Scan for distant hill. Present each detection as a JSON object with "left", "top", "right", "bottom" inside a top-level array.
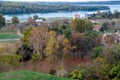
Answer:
[
  {"left": 0, "top": 70, "right": 72, "bottom": 80},
  {"left": 33, "top": 1, "right": 120, "bottom": 5}
]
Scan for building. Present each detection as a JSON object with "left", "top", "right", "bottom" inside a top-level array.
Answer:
[
  {"left": 73, "top": 14, "right": 80, "bottom": 20},
  {"left": 93, "top": 25, "right": 102, "bottom": 32}
]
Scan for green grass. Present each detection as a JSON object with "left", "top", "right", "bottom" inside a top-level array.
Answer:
[
  {"left": 0, "top": 70, "right": 72, "bottom": 80},
  {"left": 106, "top": 28, "right": 115, "bottom": 33},
  {"left": 0, "top": 30, "right": 20, "bottom": 39}
]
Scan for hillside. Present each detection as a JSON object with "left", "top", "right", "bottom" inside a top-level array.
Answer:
[{"left": 0, "top": 71, "right": 72, "bottom": 80}]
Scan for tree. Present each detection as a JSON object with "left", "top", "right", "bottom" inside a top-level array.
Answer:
[
  {"left": 0, "top": 53, "right": 21, "bottom": 70},
  {"left": 70, "top": 18, "right": 85, "bottom": 33},
  {"left": 109, "top": 64, "right": 120, "bottom": 80},
  {"left": 69, "top": 65, "right": 86, "bottom": 80},
  {"left": 83, "top": 19, "right": 93, "bottom": 32},
  {"left": 20, "top": 27, "right": 32, "bottom": 45},
  {"left": 90, "top": 44, "right": 120, "bottom": 79},
  {"left": 31, "top": 53, "right": 41, "bottom": 71},
  {"left": 101, "top": 22, "right": 108, "bottom": 31},
  {"left": 12, "top": 16, "right": 19, "bottom": 24},
  {"left": 42, "top": 18, "right": 46, "bottom": 21},
  {"left": 27, "top": 17, "right": 36, "bottom": 26},
  {"left": 58, "top": 24, "right": 72, "bottom": 38},
  {"left": 70, "top": 18, "right": 93, "bottom": 33},
  {"left": 91, "top": 46, "right": 103, "bottom": 59},
  {"left": 33, "top": 15, "right": 39, "bottom": 20},
  {"left": 0, "top": 14, "right": 5, "bottom": 29},
  {"left": 28, "top": 27, "right": 48, "bottom": 58},
  {"left": 44, "top": 31, "right": 59, "bottom": 67}
]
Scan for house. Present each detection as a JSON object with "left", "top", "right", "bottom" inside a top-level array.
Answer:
[{"left": 93, "top": 25, "right": 102, "bottom": 32}]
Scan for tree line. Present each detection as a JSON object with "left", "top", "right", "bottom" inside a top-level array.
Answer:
[{"left": 0, "top": 2, "right": 110, "bottom": 14}]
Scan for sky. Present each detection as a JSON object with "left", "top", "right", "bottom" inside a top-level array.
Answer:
[{"left": 1, "top": 0, "right": 114, "bottom": 2}]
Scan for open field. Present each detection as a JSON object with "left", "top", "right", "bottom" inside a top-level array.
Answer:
[{"left": 0, "top": 30, "right": 20, "bottom": 39}]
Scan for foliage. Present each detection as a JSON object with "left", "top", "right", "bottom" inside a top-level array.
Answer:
[
  {"left": 27, "top": 17, "right": 36, "bottom": 26},
  {"left": 70, "top": 18, "right": 93, "bottom": 33},
  {"left": 12, "top": 16, "right": 19, "bottom": 24},
  {"left": 70, "top": 18, "right": 85, "bottom": 32},
  {"left": 0, "top": 53, "right": 21, "bottom": 70},
  {"left": 90, "top": 44, "right": 120, "bottom": 79},
  {"left": 33, "top": 15, "right": 39, "bottom": 20},
  {"left": 91, "top": 46, "right": 103, "bottom": 59},
  {"left": 69, "top": 65, "right": 86, "bottom": 80},
  {"left": 20, "top": 27, "right": 32, "bottom": 45},
  {"left": 44, "top": 31, "right": 59, "bottom": 64},
  {"left": 58, "top": 24, "right": 72, "bottom": 38},
  {"left": 28, "top": 27, "right": 48, "bottom": 58},
  {"left": 31, "top": 53, "right": 42, "bottom": 71},
  {"left": 0, "top": 2, "right": 109, "bottom": 14},
  {"left": 0, "top": 14, "right": 5, "bottom": 28},
  {"left": 49, "top": 68, "right": 56, "bottom": 75},
  {"left": 109, "top": 64, "right": 120, "bottom": 80}
]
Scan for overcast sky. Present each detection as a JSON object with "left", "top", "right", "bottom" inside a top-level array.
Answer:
[{"left": 2, "top": 0, "right": 114, "bottom": 2}]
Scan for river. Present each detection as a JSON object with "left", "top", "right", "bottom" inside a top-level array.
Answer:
[{"left": 3, "top": 4, "right": 120, "bottom": 21}]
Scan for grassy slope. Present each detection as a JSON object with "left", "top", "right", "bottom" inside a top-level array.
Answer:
[
  {"left": 0, "top": 30, "right": 20, "bottom": 39},
  {"left": 0, "top": 71, "right": 72, "bottom": 80}
]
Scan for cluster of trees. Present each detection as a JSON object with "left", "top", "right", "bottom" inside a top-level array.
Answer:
[
  {"left": 0, "top": 13, "right": 20, "bottom": 29},
  {"left": 18, "top": 17, "right": 120, "bottom": 79},
  {"left": 68, "top": 44, "right": 120, "bottom": 80},
  {"left": 0, "top": 13, "right": 120, "bottom": 80},
  {"left": 0, "top": 2, "right": 109, "bottom": 14},
  {"left": 0, "top": 14, "right": 5, "bottom": 28},
  {"left": 89, "top": 10, "right": 120, "bottom": 19}
]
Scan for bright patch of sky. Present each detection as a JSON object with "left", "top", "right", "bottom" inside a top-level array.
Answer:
[{"left": 1, "top": 0, "right": 113, "bottom": 2}]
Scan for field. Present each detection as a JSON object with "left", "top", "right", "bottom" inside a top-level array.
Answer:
[
  {"left": 0, "top": 71, "right": 72, "bottom": 80},
  {"left": 0, "top": 30, "right": 20, "bottom": 39}
]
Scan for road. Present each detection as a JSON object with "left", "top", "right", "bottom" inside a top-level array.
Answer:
[{"left": 0, "top": 39, "right": 19, "bottom": 42}]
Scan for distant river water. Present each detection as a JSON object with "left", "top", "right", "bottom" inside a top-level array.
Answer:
[{"left": 3, "top": 4, "right": 120, "bottom": 21}]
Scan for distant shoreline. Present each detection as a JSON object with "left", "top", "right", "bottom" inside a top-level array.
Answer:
[{"left": 0, "top": 2, "right": 110, "bottom": 15}]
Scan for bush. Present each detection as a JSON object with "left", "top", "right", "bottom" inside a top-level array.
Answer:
[
  {"left": 69, "top": 65, "right": 86, "bottom": 80},
  {"left": 49, "top": 68, "right": 56, "bottom": 75},
  {"left": 91, "top": 46, "right": 103, "bottom": 59},
  {"left": 109, "top": 64, "right": 120, "bottom": 80}
]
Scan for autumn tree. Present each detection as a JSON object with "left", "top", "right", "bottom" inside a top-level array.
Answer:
[
  {"left": 0, "top": 14, "right": 5, "bottom": 29},
  {"left": 27, "top": 17, "right": 37, "bottom": 26},
  {"left": 58, "top": 24, "right": 72, "bottom": 38},
  {"left": 55, "top": 35, "right": 71, "bottom": 69},
  {"left": 91, "top": 46, "right": 103, "bottom": 59},
  {"left": 28, "top": 27, "right": 48, "bottom": 58},
  {"left": 83, "top": 19, "right": 93, "bottom": 32},
  {"left": 44, "top": 31, "right": 59, "bottom": 67},
  {"left": 69, "top": 65, "right": 86, "bottom": 80},
  {"left": 31, "top": 53, "right": 41, "bottom": 71},
  {"left": 88, "top": 44, "right": 120, "bottom": 80},
  {"left": 0, "top": 53, "right": 21, "bottom": 70},
  {"left": 12, "top": 16, "right": 19, "bottom": 24},
  {"left": 21, "top": 27, "right": 32, "bottom": 45},
  {"left": 33, "top": 15, "right": 39, "bottom": 20}
]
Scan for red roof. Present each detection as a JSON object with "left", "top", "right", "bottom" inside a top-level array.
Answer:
[{"left": 74, "top": 14, "right": 80, "bottom": 17}]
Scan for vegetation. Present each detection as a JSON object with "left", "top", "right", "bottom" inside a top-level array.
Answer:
[
  {"left": 0, "top": 30, "right": 20, "bottom": 39},
  {"left": 0, "top": 4, "right": 120, "bottom": 80},
  {"left": 88, "top": 10, "right": 120, "bottom": 19},
  {"left": 0, "top": 2, "right": 110, "bottom": 14},
  {"left": 0, "top": 71, "right": 72, "bottom": 80},
  {"left": 12, "top": 16, "right": 19, "bottom": 24},
  {"left": 0, "top": 14, "right": 5, "bottom": 29}
]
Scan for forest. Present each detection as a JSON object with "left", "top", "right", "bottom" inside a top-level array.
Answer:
[
  {"left": 0, "top": 2, "right": 110, "bottom": 14},
  {"left": 0, "top": 12, "right": 120, "bottom": 80}
]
